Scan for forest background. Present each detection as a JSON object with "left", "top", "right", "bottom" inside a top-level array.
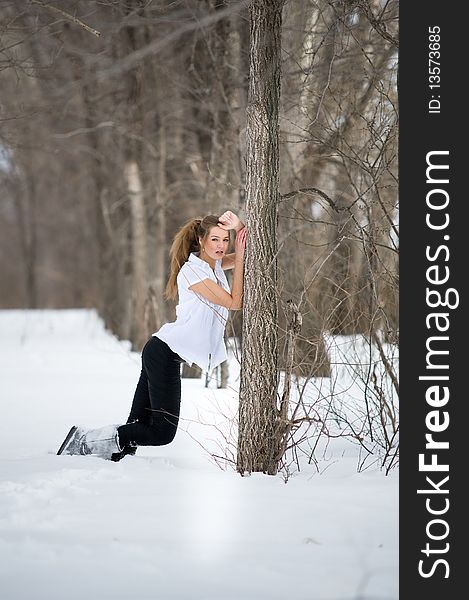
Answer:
[{"left": 0, "top": 0, "right": 398, "bottom": 474}]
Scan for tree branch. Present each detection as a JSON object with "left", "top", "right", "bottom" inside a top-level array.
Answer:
[{"left": 30, "top": 0, "right": 101, "bottom": 37}]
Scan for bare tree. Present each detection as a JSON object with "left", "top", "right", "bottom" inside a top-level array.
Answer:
[{"left": 237, "top": 0, "right": 284, "bottom": 476}]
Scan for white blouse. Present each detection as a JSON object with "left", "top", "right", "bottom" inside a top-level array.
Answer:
[{"left": 154, "top": 252, "right": 230, "bottom": 373}]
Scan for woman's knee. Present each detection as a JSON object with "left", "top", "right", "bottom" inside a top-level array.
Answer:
[
  {"left": 148, "top": 416, "right": 178, "bottom": 446},
  {"left": 157, "top": 427, "right": 177, "bottom": 445}
]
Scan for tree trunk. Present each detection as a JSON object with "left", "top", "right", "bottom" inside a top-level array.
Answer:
[
  {"left": 182, "top": 363, "right": 203, "bottom": 379},
  {"left": 220, "top": 360, "right": 229, "bottom": 389},
  {"left": 237, "top": 0, "right": 283, "bottom": 476},
  {"left": 145, "top": 119, "right": 168, "bottom": 337},
  {"left": 125, "top": 160, "right": 148, "bottom": 351},
  {"left": 14, "top": 174, "right": 38, "bottom": 308}
]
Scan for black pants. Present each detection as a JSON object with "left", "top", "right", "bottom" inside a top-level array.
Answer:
[{"left": 117, "top": 336, "right": 183, "bottom": 448}]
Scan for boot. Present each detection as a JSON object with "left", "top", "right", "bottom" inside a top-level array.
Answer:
[
  {"left": 57, "top": 424, "right": 121, "bottom": 460},
  {"left": 111, "top": 444, "right": 137, "bottom": 462},
  {"left": 57, "top": 425, "right": 85, "bottom": 456}
]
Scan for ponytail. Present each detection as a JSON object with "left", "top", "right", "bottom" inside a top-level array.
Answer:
[
  {"left": 165, "top": 217, "right": 202, "bottom": 300},
  {"left": 165, "top": 214, "right": 223, "bottom": 299}
]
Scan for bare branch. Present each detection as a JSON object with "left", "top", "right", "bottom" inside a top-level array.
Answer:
[{"left": 30, "top": 0, "right": 101, "bottom": 37}]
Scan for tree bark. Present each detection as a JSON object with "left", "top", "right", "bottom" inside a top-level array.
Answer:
[
  {"left": 237, "top": 0, "right": 283, "bottom": 476},
  {"left": 145, "top": 118, "right": 168, "bottom": 337},
  {"left": 125, "top": 160, "right": 148, "bottom": 351},
  {"left": 14, "top": 173, "right": 38, "bottom": 308}
]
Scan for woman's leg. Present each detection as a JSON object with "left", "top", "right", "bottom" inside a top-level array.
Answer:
[
  {"left": 107, "top": 368, "right": 148, "bottom": 460},
  {"left": 126, "top": 367, "right": 152, "bottom": 426},
  {"left": 117, "top": 336, "right": 182, "bottom": 447}
]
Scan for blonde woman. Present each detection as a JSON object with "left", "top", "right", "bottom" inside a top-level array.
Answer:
[{"left": 57, "top": 211, "right": 246, "bottom": 461}]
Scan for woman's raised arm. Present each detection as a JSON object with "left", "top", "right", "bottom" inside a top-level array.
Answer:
[
  {"left": 218, "top": 211, "right": 245, "bottom": 270},
  {"left": 189, "top": 228, "right": 247, "bottom": 310}
]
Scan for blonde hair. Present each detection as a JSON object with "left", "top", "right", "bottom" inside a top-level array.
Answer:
[{"left": 165, "top": 215, "right": 223, "bottom": 300}]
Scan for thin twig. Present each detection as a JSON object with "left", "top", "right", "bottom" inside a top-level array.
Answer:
[{"left": 30, "top": 0, "right": 101, "bottom": 37}]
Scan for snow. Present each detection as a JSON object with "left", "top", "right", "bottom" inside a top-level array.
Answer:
[{"left": 0, "top": 310, "right": 398, "bottom": 600}]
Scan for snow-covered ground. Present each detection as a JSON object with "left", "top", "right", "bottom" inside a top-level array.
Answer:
[{"left": 0, "top": 310, "right": 398, "bottom": 600}]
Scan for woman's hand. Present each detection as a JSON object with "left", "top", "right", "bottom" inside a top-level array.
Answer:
[
  {"left": 218, "top": 210, "right": 244, "bottom": 232},
  {"left": 234, "top": 226, "right": 247, "bottom": 259}
]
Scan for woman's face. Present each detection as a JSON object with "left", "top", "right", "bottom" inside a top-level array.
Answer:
[{"left": 200, "top": 226, "right": 230, "bottom": 261}]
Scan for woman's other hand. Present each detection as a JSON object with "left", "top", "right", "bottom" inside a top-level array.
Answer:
[{"left": 218, "top": 210, "right": 244, "bottom": 232}]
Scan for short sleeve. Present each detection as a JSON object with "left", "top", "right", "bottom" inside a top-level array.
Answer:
[{"left": 177, "top": 262, "right": 211, "bottom": 290}]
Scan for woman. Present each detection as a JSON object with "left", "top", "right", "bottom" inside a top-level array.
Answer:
[{"left": 57, "top": 210, "right": 246, "bottom": 461}]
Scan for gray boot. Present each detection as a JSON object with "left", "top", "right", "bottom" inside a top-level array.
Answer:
[{"left": 57, "top": 424, "right": 121, "bottom": 460}]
